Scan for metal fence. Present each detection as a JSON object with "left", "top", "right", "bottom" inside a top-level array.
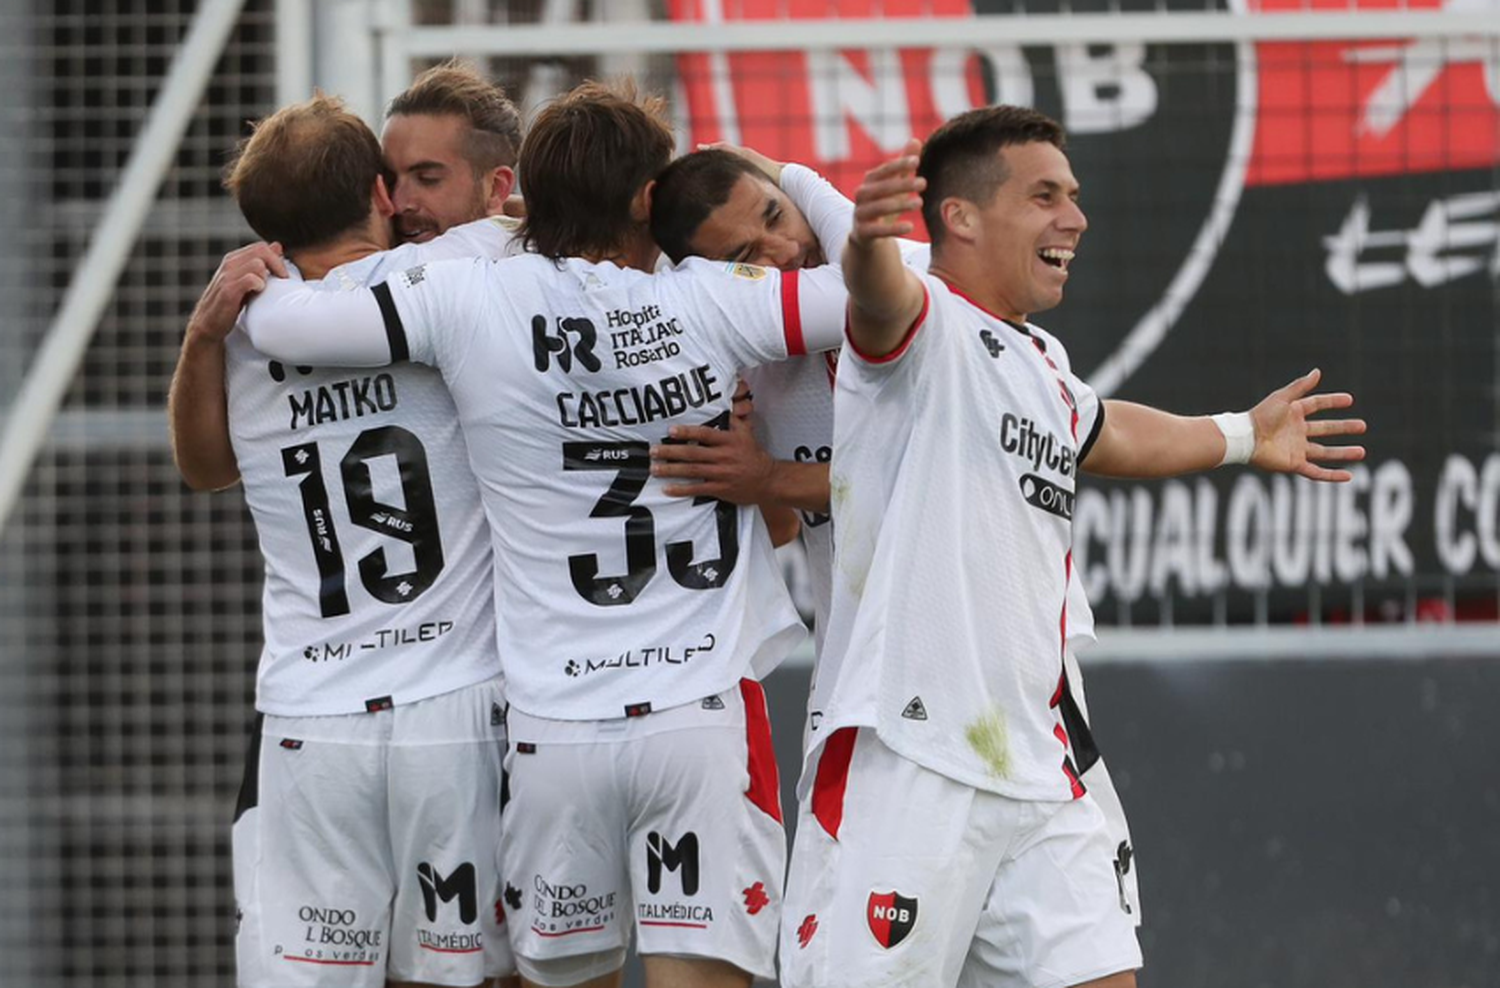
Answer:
[{"left": 1, "top": 1, "right": 1496, "bottom": 984}]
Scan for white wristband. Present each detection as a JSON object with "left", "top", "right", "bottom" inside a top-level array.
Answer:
[{"left": 1211, "top": 412, "right": 1255, "bottom": 466}]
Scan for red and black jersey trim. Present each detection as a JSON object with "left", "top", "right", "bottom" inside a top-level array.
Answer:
[
  {"left": 371, "top": 282, "right": 409, "bottom": 362},
  {"left": 781, "top": 268, "right": 806, "bottom": 356},
  {"left": 846, "top": 286, "right": 930, "bottom": 365},
  {"left": 1052, "top": 669, "right": 1100, "bottom": 781},
  {"left": 1078, "top": 401, "right": 1106, "bottom": 464}
]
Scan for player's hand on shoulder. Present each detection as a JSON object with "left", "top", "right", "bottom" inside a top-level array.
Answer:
[
  {"left": 850, "top": 138, "right": 925, "bottom": 248},
  {"left": 1250, "top": 368, "right": 1367, "bottom": 482},
  {"left": 188, "top": 242, "right": 288, "bottom": 345}
]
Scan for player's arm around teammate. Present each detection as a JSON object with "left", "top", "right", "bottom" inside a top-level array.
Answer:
[
  {"left": 167, "top": 241, "right": 287, "bottom": 490},
  {"left": 645, "top": 148, "right": 840, "bottom": 516}
]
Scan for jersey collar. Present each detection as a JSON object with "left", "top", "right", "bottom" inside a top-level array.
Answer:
[{"left": 933, "top": 274, "right": 1039, "bottom": 345}]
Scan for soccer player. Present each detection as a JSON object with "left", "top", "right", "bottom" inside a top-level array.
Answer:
[
  {"left": 649, "top": 149, "right": 1142, "bottom": 919},
  {"left": 383, "top": 60, "right": 523, "bottom": 245},
  {"left": 237, "top": 83, "right": 849, "bottom": 988},
  {"left": 168, "top": 94, "right": 523, "bottom": 988},
  {"left": 647, "top": 150, "right": 840, "bottom": 652},
  {"left": 780, "top": 108, "right": 1366, "bottom": 988},
  {"left": 170, "top": 60, "right": 522, "bottom": 493}
]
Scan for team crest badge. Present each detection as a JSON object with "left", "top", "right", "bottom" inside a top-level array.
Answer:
[{"left": 866, "top": 890, "right": 917, "bottom": 949}]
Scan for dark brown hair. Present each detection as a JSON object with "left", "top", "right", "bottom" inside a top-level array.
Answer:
[
  {"left": 223, "top": 93, "right": 384, "bottom": 251},
  {"left": 518, "top": 81, "right": 675, "bottom": 260},
  {"left": 649, "top": 149, "right": 769, "bottom": 264},
  {"left": 919, "top": 105, "right": 1067, "bottom": 247},
  {"left": 386, "top": 59, "right": 522, "bottom": 173}
]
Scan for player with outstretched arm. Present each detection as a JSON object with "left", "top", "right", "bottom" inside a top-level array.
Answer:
[{"left": 780, "top": 108, "right": 1366, "bottom": 988}]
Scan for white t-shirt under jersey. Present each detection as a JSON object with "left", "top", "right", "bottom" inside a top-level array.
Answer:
[
  {"left": 229, "top": 216, "right": 519, "bottom": 716},
  {"left": 242, "top": 253, "right": 848, "bottom": 721},
  {"left": 809, "top": 271, "right": 1106, "bottom": 802}
]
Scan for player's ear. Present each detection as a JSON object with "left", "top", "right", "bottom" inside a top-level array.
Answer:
[
  {"left": 940, "top": 197, "right": 975, "bottom": 243},
  {"left": 372, "top": 174, "right": 396, "bottom": 219},
  {"left": 484, "top": 165, "right": 516, "bottom": 216},
  {"left": 631, "top": 179, "right": 656, "bottom": 224}
]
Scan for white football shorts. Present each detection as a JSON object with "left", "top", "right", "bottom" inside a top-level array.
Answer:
[
  {"left": 781, "top": 727, "right": 1141, "bottom": 988},
  {"left": 232, "top": 676, "right": 514, "bottom": 987},
  {"left": 502, "top": 679, "right": 785, "bottom": 985}
]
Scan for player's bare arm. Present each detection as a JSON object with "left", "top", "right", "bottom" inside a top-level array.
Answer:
[
  {"left": 168, "top": 242, "right": 287, "bottom": 491},
  {"left": 1081, "top": 368, "right": 1367, "bottom": 482},
  {"left": 845, "top": 141, "right": 928, "bottom": 358}
]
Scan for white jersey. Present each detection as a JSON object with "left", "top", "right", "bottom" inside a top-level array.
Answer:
[
  {"left": 809, "top": 272, "right": 1106, "bottom": 802},
  {"left": 765, "top": 167, "right": 935, "bottom": 658},
  {"left": 242, "top": 253, "right": 848, "bottom": 720},
  {"left": 229, "top": 217, "right": 520, "bottom": 716},
  {"left": 742, "top": 353, "right": 837, "bottom": 653}
]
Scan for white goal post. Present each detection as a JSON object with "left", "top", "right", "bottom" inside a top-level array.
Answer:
[{"left": 0, "top": 0, "right": 249, "bottom": 533}]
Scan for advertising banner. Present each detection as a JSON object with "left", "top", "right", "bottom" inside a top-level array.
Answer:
[{"left": 670, "top": 0, "right": 1500, "bottom": 625}]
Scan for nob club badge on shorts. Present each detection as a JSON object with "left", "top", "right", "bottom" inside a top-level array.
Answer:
[{"left": 866, "top": 891, "right": 918, "bottom": 949}]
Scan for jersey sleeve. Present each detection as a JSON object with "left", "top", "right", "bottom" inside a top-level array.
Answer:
[
  {"left": 376, "top": 257, "right": 493, "bottom": 371},
  {"left": 1073, "top": 373, "right": 1105, "bottom": 461},
  {"left": 239, "top": 257, "right": 489, "bottom": 370},
  {"left": 780, "top": 164, "right": 854, "bottom": 264},
  {"left": 843, "top": 269, "right": 933, "bottom": 369},
  {"left": 1035, "top": 326, "right": 1105, "bottom": 457},
  {"left": 239, "top": 274, "right": 394, "bottom": 366},
  {"left": 672, "top": 258, "right": 848, "bottom": 366}
]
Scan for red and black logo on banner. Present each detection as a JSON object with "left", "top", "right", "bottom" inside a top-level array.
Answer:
[{"left": 866, "top": 890, "right": 918, "bottom": 948}]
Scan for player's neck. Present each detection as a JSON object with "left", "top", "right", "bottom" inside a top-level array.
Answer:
[
  {"left": 582, "top": 228, "right": 659, "bottom": 273},
  {"left": 292, "top": 233, "right": 386, "bottom": 281},
  {"left": 928, "top": 253, "right": 1027, "bottom": 324}
]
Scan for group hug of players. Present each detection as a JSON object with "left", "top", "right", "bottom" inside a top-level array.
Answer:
[{"left": 169, "top": 61, "right": 1365, "bottom": 988}]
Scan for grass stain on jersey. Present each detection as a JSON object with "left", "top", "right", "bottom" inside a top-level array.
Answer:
[
  {"left": 830, "top": 471, "right": 871, "bottom": 598},
  {"left": 965, "top": 712, "right": 1011, "bottom": 779},
  {"left": 829, "top": 471, "right": 852, "bottom": 515}
]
